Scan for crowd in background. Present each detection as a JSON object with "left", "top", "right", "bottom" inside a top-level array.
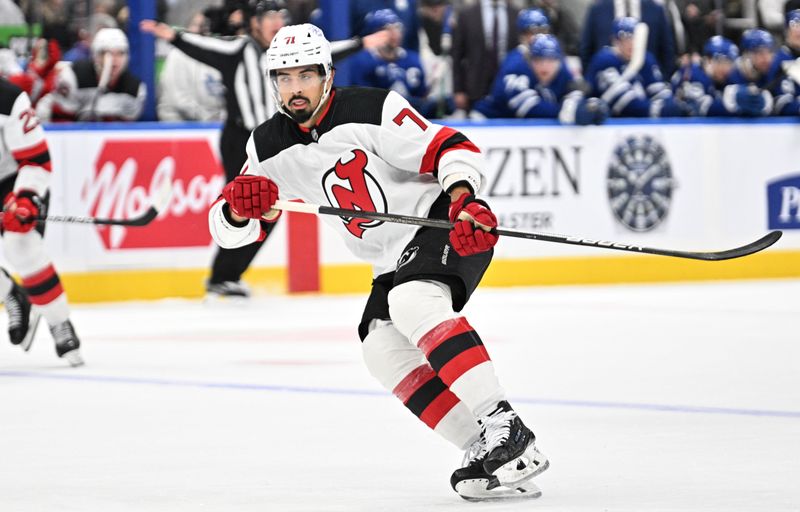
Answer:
[{"left": 1, "top": 0, "right": 800, "bottom": 124}]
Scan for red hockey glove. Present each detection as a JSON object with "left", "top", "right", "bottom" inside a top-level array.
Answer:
[
  {"left": 222, "top": 175, "right": 281, "bottom": 222},
  {"left": 448, "top": 192, "right": 498, "bottom": 256},
  {"left": 2, "top": 192, "right": 41, "bottom": 233}
]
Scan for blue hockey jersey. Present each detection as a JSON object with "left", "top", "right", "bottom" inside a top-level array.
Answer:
[
  {"left": 350, "top": 47, "right": 433, "bottom": 115},
  {"left": 772, "top": 47, "right": 800, "bottom": 115},
  {"left": 670, "top": 62, "right": 733, "bottom": 116},
  {"left": 473, "top": 46, "right": 582, "bottom": 120},
  {"left": 585, "top": 46, "right": 674, "bottom": 117}
]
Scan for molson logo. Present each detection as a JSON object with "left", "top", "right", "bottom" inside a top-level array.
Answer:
[{"left": 84, "top": 140, "right": 225, "bottom": 249}]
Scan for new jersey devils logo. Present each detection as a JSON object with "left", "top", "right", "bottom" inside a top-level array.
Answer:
[{"left": 322, "top": 149, "right": 387, "bottom": 238}]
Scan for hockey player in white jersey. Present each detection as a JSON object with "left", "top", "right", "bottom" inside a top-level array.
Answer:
[
  {"left": 208, "top": 24, "right": 548, "bottom": 500},
  {"left": 0, "top": 77, "right": 83, "bottom": 366}
]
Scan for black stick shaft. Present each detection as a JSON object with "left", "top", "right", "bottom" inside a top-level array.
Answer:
[{"left": 276, "top": 201, "right": 782, "bottom": 262}]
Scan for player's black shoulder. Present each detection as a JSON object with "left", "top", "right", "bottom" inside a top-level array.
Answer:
[
  {"left": 111, "top": 70, "right": 143, "bottom": 96},
  {"left": 250, "top": 87, "right": 391, "bottom": 162},
  {"left": 0, "top": 77, "right": 24, "bottom": 115},
  {"left": 251, "top": 112, "right": 297, "bottom": 162},
  {"left": 72, "top": 59, "right": 98, "bottom": 88},
  {"left": 326, "top": 87, "right": 389, "bottom": 128}
]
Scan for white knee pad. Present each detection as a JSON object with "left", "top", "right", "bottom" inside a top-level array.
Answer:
[
  {"left": 2, "top": 231, "right": 50, "bottom": 276},
  {"left": 388, "top": 280, "right": 458, "bottom": 344},
  {"left": 362, "top": 321, "right": 426, "bottom": 390}
]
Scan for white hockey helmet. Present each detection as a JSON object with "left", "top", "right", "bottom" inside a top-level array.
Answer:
[
  {"left": 266, "top": 24, "right": 333, "bottom": 121},
  {"left": 91, "top": 28, "right": 129, "bottom": 55}
]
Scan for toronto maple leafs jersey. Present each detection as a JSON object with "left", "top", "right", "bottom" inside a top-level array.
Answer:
[
  {"left": 670, "top": 62, "right": 732, "bottom": 116},
  {"left": 0, "top": 78, "right": 52, "bottom": 195},
  {"left": 585, "top": 47, "right": 672, "bottom": 117},
  {"left": 209, "top": 87, "right": 484, "bottom": 277},
  {"left": 350, "top": 48, "right": 428, "bottom": 101},
  {"left": 473, "top": 47, "right": 582, "bottom": 119},
  {"left": 772, "top": 47, "right": 800, "bottom": 115}
]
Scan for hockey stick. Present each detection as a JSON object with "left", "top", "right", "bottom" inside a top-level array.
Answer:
[
  {"left": 618, "top": 22, "right": 649, "bottom": 83},
  {"left": 272, "top": 200, "right": 782, "bottom": 261},
  {"left": 1, "top": 180, "right": 172, "bottom": 227}
]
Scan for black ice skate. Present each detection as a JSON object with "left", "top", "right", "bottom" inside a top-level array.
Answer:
[
  {"left": 50, "top": 319, "right": 84, "bottom": 367},
  {"left": 4, "top": 277, "right": 41, "bottom": 351},
  {"left": 451, "top": 435, "right": 542, "bottom": 501},
  {"left": 205, "top": 280, "right": 250, "bottom": 300},
  {"left": 480, "top": 401, "right": 549, "bottom": 487}
]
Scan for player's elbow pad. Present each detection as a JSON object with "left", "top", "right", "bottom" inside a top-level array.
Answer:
[{"left": 208, "top": 199, "right": 262, "bottom": 248}]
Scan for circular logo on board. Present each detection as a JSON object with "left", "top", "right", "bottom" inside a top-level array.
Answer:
[{"left": 607, "top": 135, "right": 675, "bottom": 232}]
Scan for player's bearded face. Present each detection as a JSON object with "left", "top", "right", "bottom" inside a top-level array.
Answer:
[{"left": 276, "top": 67, "right": 327, "bottom": 123}]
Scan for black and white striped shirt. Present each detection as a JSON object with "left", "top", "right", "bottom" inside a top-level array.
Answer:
[{"left": 170, "top": 32, "right": 365, "bottom": 131}]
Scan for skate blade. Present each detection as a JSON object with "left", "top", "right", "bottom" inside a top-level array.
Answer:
[
  {"left": 61, "top": 349, "right": 85, "bottom": 367},
  {"left": 20, "top": 311, "right": 42, "bottom": 352},
  {"left": 494, "top": 444, "right": 550, "bottom": 487},
  {"left": 203, "top": 293, "right": 250, "bottom": 305},
  {"left": 457, "top": 479, "right": 542, "bottom": 502}
]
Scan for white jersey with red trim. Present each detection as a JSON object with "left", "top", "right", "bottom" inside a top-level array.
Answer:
[
  {"left": 209, "top": 87, "right": 484, "bottom": 276},
  {"left": 0, "top": 78, "right": 52, "bottom": 195}
]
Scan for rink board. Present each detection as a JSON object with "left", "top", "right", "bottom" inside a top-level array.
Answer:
[{"left": 2, "top": 119, "right": 798, "bottom": 302}]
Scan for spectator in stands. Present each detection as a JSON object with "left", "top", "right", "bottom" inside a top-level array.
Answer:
[
  {"left": 351, "top": 9, "right": 440, "bottom": 117},
  {"left": 724, "top": 29, "right": 777, "bottom": 117},
  {"left": 671, "top": 35, "right": 740, "bottom": 116},
  {"left": 676, "top": 0, "right": 721, "bottom": 56},
  {"left": 0, "top": 0, "right": 25, "bottom": 25},
  {"left": 473, "top": 33, "right": 608, "bottom": 124},
  {"left": 157, "top": 10, "right": 226, "bottom": 122},
  {"left": 772, "top": 11, "right": 800, "bottom": 115},
  {"left": 63, "top": 12, "right": 118, "bottom": 62},
  {"left": 36, "top": 28, "right": 146, "bottom": 122},
  {"left": 418, "top": 0, "right": 456, "bottom": 118},
  {"left": 351, "top": 0, "right": 420, "bottom": 51},
  {"left": 451, "top": 0, "right": 519, "bottom": 114},
  {"left": 285, "top": 0, "right": 315, "bottom": 24},
  {"left": 580, "top": 0, "right": 676, "bottom": 76},
  {"left": 585, "top": 17, "right": 684, "bottom": 117},
  {"left": 529, "top": 0, "right": 580, "bottom": 56}
]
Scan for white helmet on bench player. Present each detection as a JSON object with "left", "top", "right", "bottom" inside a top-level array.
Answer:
[{"left": 266, "top": 24, "right": 333, "bottom": 121}]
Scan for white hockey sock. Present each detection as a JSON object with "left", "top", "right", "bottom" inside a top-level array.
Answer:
[
  {"left": 388, "top": 280, "right": 506, "bottom": 417},
  {"left": 362, "top": 322, "right": 480, "bottom": 449},
  {"left": 3, "top": 232, "right": 71, "bottom": 326},
  {"left": 0, "top": 269, "right": 14, "bottom": 298}
]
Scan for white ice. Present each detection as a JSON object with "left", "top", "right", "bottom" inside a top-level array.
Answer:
[{"left": 1, "top": 279, "right": 799, "bottom": 512}]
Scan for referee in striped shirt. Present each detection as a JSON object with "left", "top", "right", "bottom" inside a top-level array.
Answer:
[{"left": 141, "top": 1, "right": 388, "bottom": 298}]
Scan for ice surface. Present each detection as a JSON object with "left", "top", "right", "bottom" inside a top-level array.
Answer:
[{"left": 1, "top": 280, "right": 798, "bottom": 511}]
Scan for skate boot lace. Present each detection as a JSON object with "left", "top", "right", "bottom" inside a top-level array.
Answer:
[
  {"left": 4, "top": 292, "right": 22, "bottom": 328},
  {"left": 482, "top": 409, "right": 517, "bottom": 454},
  {"left": 462, "top": 436, "right": 488, "bottom": 466},
  {"left": 51, "top": 321, "right": 75, "bottom": 344}
]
